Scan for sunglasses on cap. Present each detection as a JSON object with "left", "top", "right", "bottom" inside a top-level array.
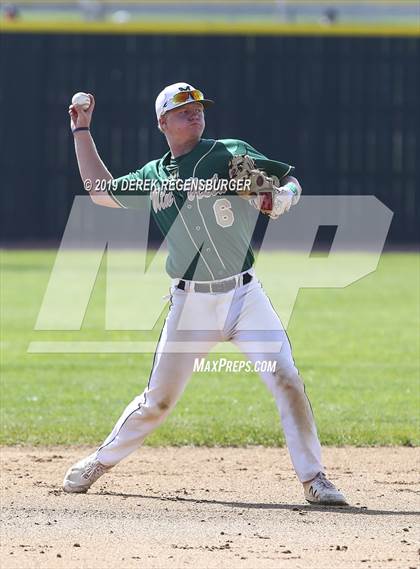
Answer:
[{"left": 171, "top": 89, "right": 204, "bottom": 105}]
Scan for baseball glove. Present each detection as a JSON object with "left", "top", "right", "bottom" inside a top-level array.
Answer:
[{"left": 228, "top": 154, "right": 300, "bottom": 219}]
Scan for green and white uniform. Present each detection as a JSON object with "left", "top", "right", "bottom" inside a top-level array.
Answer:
[
  {"left": 97, "top": 138, "right": 324, "bottom": 483},
  {"left": 107, "top": 138, "right": 292, "bottom": 280}
]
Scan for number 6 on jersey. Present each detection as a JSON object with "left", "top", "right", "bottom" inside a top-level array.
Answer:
[{"left": 213, "top": 198, "right": 234, "bottom": 227}]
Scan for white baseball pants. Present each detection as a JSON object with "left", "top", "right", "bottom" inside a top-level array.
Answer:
[{"left": 96, "top": 271, "right": 324, "bottom": 483}]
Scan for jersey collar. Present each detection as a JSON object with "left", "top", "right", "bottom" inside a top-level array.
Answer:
[{"left": 161, "top": 138, "right": 214, "bottom": 169}]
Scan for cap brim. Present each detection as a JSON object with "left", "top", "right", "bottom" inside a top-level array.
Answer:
[
  {"left": 200, "top": 99, "right": 214, "bottom": 108},
  {"left": 179, "top": 98, "right": 214, "bottom": 109}
]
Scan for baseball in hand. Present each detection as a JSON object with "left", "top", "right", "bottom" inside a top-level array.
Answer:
[{"left": 71, "top": 92, "right": 91, "bottom": 110}]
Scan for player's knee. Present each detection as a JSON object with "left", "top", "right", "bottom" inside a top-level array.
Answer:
[
  {"left": 273, "top": 367, "right": 303, "bottom": 391},
  {"left": 146, "top": 396, "right": 173, "bottom": 418},
  {"left": 157, "top": 397, "right": 171, "bottom": 412},
  {"left": 137, "top": 385, "right": 177, "bottom": 417}
]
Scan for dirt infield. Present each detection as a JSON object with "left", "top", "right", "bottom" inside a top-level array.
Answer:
[{"left": 1, "top": 447, "right": 419, "bottom": 569}]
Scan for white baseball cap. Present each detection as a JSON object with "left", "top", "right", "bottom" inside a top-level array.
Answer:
[{"left": 155, "top": 82, "right": 214, "bottom": 120}]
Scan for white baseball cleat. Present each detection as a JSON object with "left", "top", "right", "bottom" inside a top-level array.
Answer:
[
  {"left": 63, "top": 453, "right": 112, "bottom": 493},
  {"left": 303, "top": 472, "right": 348, "bottom": 506}
]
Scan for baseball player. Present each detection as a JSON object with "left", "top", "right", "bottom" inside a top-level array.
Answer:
[{"left": 63, "top": 82, "right": 348, "bottom": 506}]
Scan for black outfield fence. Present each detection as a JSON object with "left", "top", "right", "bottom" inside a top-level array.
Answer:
[{"left": 1, "top": 31, "right": 418, "bottom": 243}]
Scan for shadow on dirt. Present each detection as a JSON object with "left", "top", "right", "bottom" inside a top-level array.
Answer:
[{"left": 98, "top": 491, "right": 420, "bottom": 516}]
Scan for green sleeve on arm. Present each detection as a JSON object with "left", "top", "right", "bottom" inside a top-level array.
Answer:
[
  {"left": 243, "top": 141, "right": 295, "bottom": 181},
  {"left": 106, "top": 168, "right": 151, "bottom": 210}
]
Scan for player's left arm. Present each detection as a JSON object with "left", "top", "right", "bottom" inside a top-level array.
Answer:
[
  {"left": 228, "top": 141, "right": 302, "bottom": 218},
  {"left": 243, "top": 141, "right": 302, "bottom": 214}
]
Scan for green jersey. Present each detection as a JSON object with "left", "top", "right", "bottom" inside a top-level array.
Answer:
[{"left": 107, "top": 138, "right": 293, "bottom": 281}]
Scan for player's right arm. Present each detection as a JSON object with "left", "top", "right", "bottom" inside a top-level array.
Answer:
[{"left": 69, "top": 94, "right": 120, "bottom": 208}]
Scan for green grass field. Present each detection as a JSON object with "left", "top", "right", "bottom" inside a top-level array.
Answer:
[{"left": 1, "top": 250, "right": 419, "bottom": 447}]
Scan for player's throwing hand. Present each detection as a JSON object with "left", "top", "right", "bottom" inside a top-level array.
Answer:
[{"left": 69, "top": 93, "right": 95, "bottom": 132}]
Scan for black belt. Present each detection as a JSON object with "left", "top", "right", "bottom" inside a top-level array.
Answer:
[{"left": 177, "top": 272, "right": 253, "bottom": 293}]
